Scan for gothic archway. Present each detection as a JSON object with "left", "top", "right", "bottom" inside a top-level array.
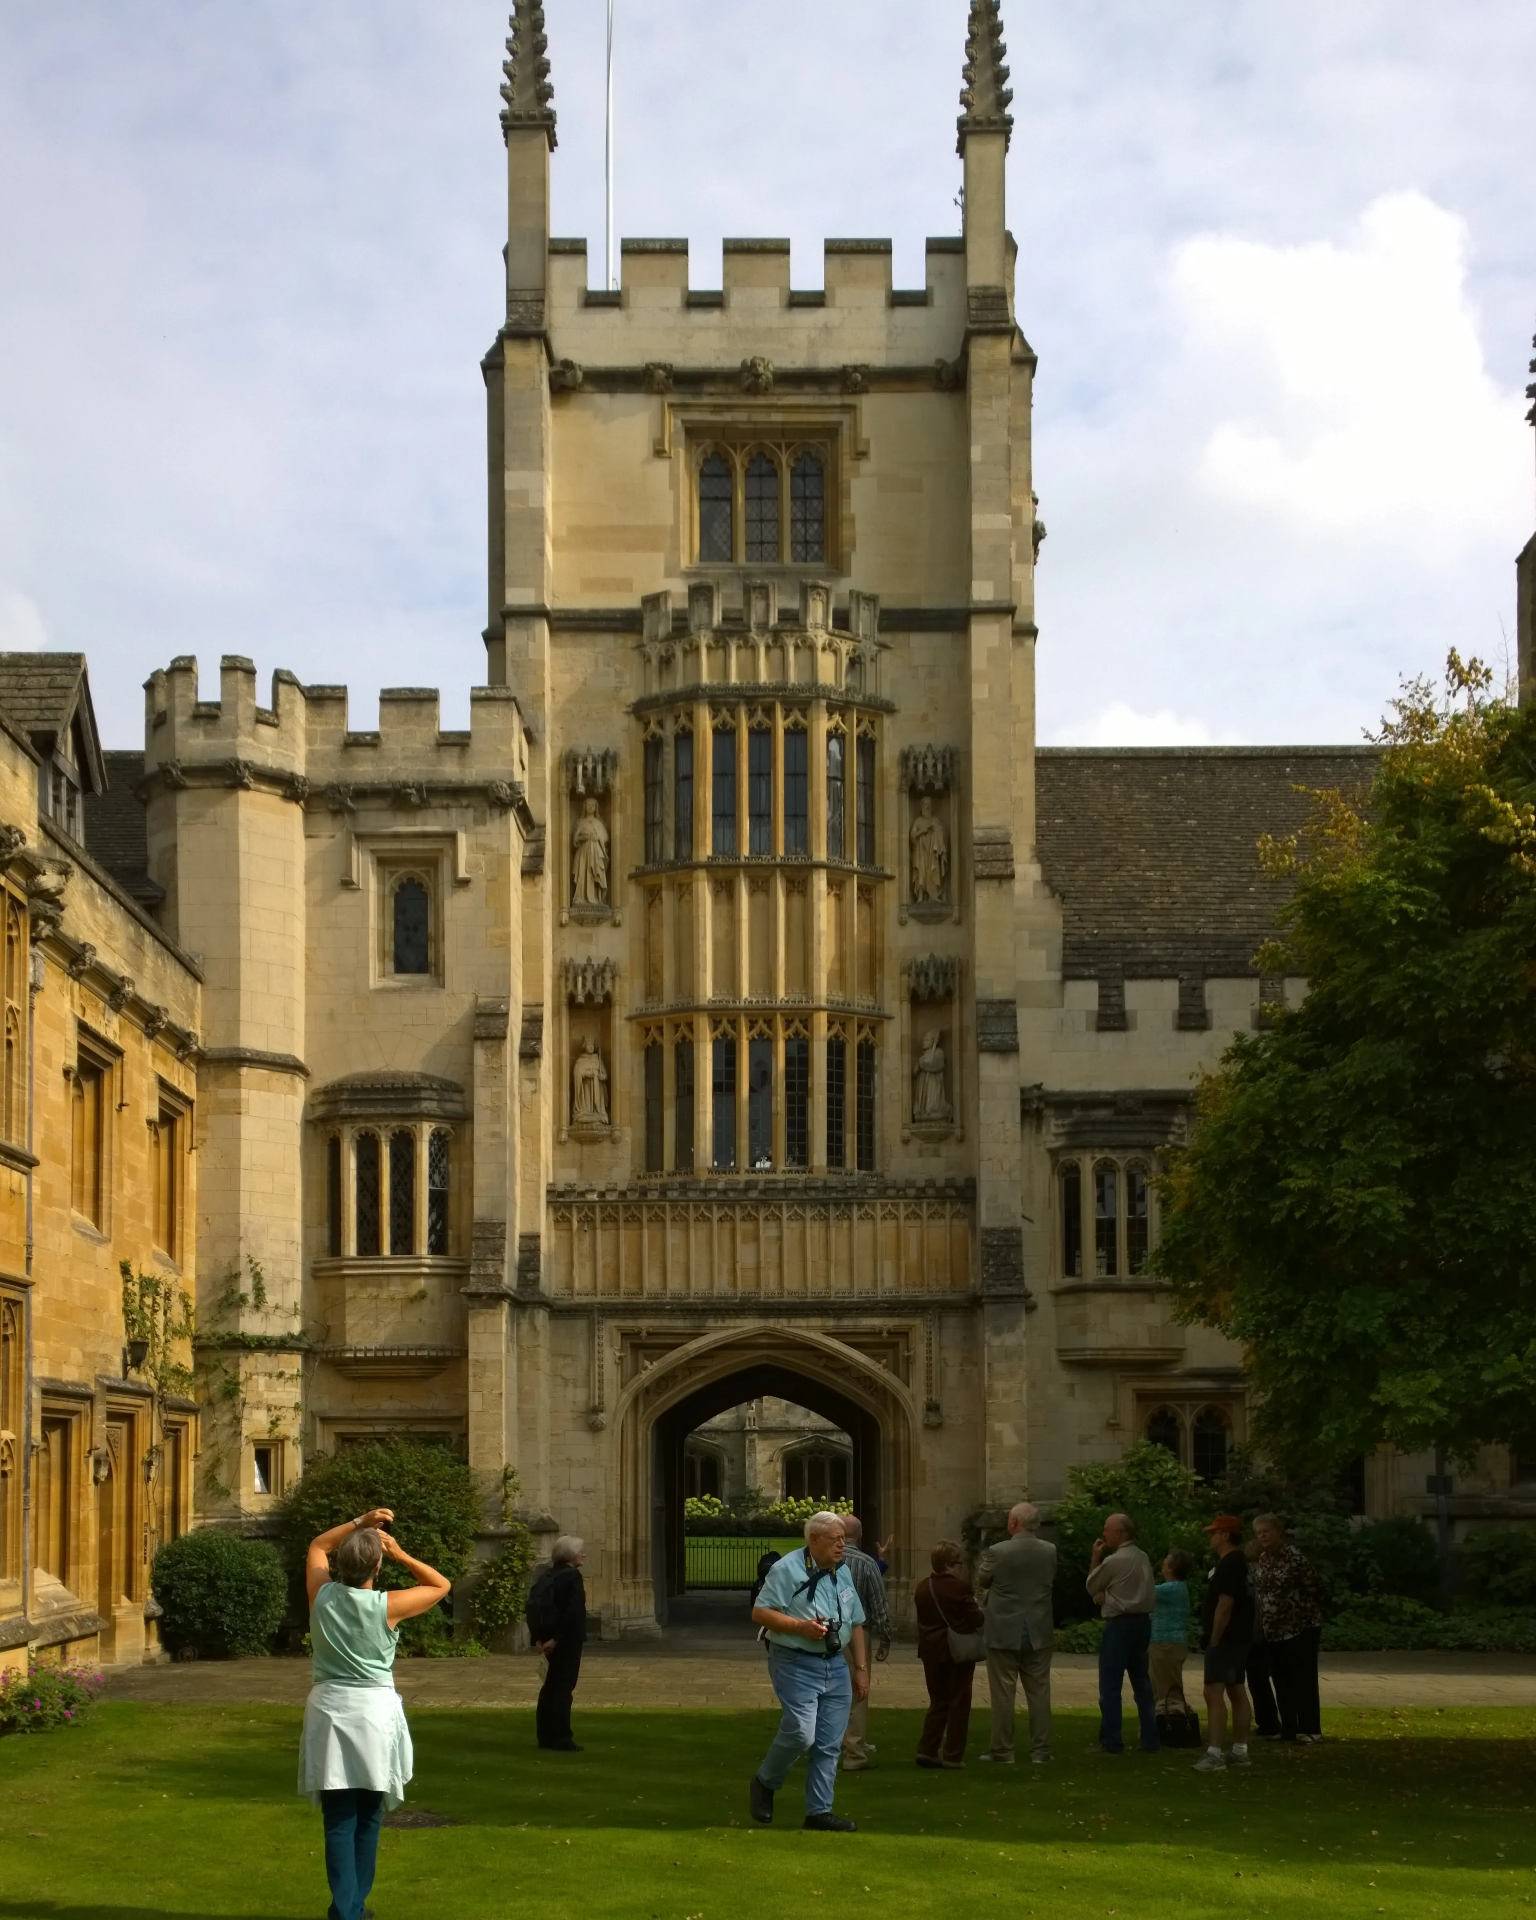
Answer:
[{"left": 610, "top": 1324, "right": 917, "bottom": 1628}]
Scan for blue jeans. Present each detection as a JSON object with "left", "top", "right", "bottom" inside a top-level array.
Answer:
[
  {"left": 759, "top": 1645, "right": 853, "bottom": 1815},
  {"left": 1098, "top": 1614, "right": 1160, "bottom": 1753},
  {"left": 320, "top": 1788, "right": 383, "bottom": 1920}
]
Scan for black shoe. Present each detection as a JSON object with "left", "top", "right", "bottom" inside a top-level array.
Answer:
[
  {"left": 915, "top": 1755, "right": 942, "bottom": 1769},
  {"left": 750, "top": 1775, "right": 775, "bottom": 1825},
  {"left": 543, "top": 1741, "right": 583, "bottom": 1752},
  {"left": 804, "top": 1811, "right": 858, "bottom": 1833}
]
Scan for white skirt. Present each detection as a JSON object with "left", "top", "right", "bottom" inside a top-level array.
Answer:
[{"left": 298, "top": 1683, "right": 414, "bottom": 1811}]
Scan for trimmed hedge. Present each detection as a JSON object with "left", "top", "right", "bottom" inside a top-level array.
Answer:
[{"left": 151, "top": 1530, "right": 287, "bottom": 1658}]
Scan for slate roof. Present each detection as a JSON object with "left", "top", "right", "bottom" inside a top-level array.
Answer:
[
  {"left": 1033, "top": 746, "right": 1379, "bottom": 1016},
  {"left": 0, "top": 653, "right": 88, "bottom": 737},
  {"left": 82, "top": 750, "right": 162, "bottom": 906}
]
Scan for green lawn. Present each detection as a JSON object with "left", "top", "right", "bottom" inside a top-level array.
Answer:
[{"left": 2, "top": 1704, "right": 1534, "bottom": 1919}]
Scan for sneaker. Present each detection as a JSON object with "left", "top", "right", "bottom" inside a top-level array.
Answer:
[
  {"left": 1085, "top": 1743, "right": 1123, "bottom": 1756},
  {"left": 1192, "top": 1752, "right": 1227, "bottom": 1773},
  {"left": 1228, "top": 1749, "right": 1252, "bottom": 1767},
  {"left": 1031, "top": 1753, "right": 1054, "bottom": 1766},
  {"left": 978, "top": 1752, "right": 1015, "bottom": 1765},
  {"left": 1255, "top": 1729, "right": 1283, "bottom": 1740},
  {"left": 939, "top": 1758, "right": 966, "bottom": 1770},
  {"left": 1296, "top": 1732, "right": 1325, "bottom": 1744},
  {"left": 749, "top": 1775, "right": 775, "bottom": 1825},
  {"left": 804, "top": 1811, "right": 858, "bottom": 1832},
  {"left": 840, "top": 1759, "right": 871, "bottom": 1773}
]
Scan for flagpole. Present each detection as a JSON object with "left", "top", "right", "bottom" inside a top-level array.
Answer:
[{"left": 605, "top": 0, "right": 616, "bottom": 290}]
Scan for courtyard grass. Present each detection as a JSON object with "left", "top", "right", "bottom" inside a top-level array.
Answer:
[{"left": 1, "top": 1703, "right": 1533, "bottom": 1919}]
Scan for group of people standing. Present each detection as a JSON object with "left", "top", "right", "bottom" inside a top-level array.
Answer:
[{"left": 750, "top": 1502, "right": 1329, "bottom": 1830}]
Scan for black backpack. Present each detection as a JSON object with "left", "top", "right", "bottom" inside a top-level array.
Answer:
[
  {"left": 526, "top": 1566, "right": 561, "bottom": 1642},
  {"left": 750, "top": 1550, "right": 781, "bottom": 1606}
]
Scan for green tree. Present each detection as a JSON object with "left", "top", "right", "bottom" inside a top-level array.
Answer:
[{"left": 1155, "top": 657, "right": 1536, "bottom": 1475}]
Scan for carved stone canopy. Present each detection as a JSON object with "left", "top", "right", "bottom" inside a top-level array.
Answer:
[
  {"left": 958, "top": 0, "right": 1013, "bottom": 153},
  {"left": 901, "top": 745, "right": 958, "bottom": 795},
  {"left": 564, "top": 748, "right": 618, "bottom": 797},
  {"left": 564, "top": 957, "right": 617, "bottom": 1006},
  {"left": 906, "top": 954, "right": 959, "bottom": 1003},
  {"left": 309, "top": 1070, "right": 468, "bottom": 1125},
  {"left": 501, "top": 0, "right": 557, "bottom": 147}
]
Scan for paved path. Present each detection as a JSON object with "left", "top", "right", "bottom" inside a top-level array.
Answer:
[{"left": 104, "top": 1646, "right": 1536, "bottom": 1711}]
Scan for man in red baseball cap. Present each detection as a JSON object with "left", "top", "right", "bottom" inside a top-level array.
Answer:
[{"left": 1193, "top": 1516, "right": 1254, "bottom": 1773}]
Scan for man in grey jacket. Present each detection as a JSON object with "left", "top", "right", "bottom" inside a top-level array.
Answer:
[{"left": 975, "top": 1501, "right": 1056, "bottom": 1765}]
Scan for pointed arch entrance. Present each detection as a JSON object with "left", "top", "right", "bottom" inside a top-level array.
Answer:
[{"left": 610, "top": 1324, "right": 917, "bottom": 1628}]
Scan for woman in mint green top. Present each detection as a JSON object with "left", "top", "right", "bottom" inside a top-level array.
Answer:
[{"left": 299, "top": 1507, "right": 450, "bottom": 1920}]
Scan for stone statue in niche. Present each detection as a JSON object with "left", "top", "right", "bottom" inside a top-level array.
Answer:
[
  {"left": 571, "top": 1036, "right": 610, "bottom": 1126},
  {"left": 571, "top": 797, "right": 609, "bottom": 906},
  {"left": 910, "top": 797, "right": 949, "bottom": 902},
  {"left": 912, "top": 1028, "right": 952, "bottom": 1123}
]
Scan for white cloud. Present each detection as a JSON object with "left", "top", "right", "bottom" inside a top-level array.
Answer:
[
  {"left": 1056, "top": 702, "right": 1239, "bottom": 749},
  {"left": 1174, "top": 192, "right": 1529, "bottom": 545},
  {"left": 0, "top": 595, "right": 49, "bottom": 652}
]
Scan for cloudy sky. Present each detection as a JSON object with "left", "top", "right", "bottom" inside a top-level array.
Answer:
[{"left": 0, "top": 1, "right": 1532, "bottom": 747}]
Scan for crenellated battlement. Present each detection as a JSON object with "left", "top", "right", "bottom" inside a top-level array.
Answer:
[
  {"left": 143, "top": 658, "right": 531, "bottom": 795},
  {"left": 541, "top": 234, "right": 984, "bottom": 373}
]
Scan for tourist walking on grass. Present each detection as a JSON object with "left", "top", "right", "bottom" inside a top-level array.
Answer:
[
  {"left": 838, "top": 1515, "right": 891, "bottom": 1772},
  {"left": 913, "top": 1540, "right": 985, "bottom": 1770},
  {"left": 1194, "top": 1515, "right": 1255, "bottom": 1772},
  {"left": 299, "top": 1508, "right": 451, "bottom": 1920},
  {"left": 1253, "top": 1512, "right": 1327, "bottom": 1743},
  {"left": 1085, "top": 1512, "right": 1160, "bottom": 1755},
  {"left": 976, "top": 1500, "right": 1056, "bottom": 1766},
  {"left": 528, "top": 1536, "right": 588, "bottom": 1752},
  {"left": 749, "top": 1510, "right": 869, "bottom": 1832}
]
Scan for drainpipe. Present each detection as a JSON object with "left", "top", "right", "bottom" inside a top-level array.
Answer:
[{"left": 21, "top": 944, "right": 41, "bottom": 1628}]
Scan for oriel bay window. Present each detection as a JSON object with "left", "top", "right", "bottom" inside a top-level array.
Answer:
[
  {"left": 673, "top": 728, "right": 694, "bottom": 860},
  {"left": 711, "top": 1029, "right": 737, "bottom": 1170},
  {"left": 748, "top": 725, "right": 773, "bottom": 855},
  {"left": 325, "top": 1123, "right": 457, "bottom": 1258},
  {"left": 784, "top": 723, "right": 808, "bottom": 854},
  {"left": 826, "top": 728, "right": 846, "bottom": 861},
  {"left": 747, "top": 1030, "right": 773, "bottom": 1170},
  {"left": 711, "top": 722, "right": 737, "bottom": 856},
  {"left": 1058, "top": 1155, "right": 1158, "bottom": 1279},
  {"left": 644, "top": 735, "right": 665, "bottom": 863}
]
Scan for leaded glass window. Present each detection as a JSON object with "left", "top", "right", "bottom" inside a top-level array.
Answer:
[
  {"left": 675, "top": 1037, "right": 695, "bottom": 1173},
  {"left": 1094, "top": 1162, "right": 1118, "bottom": 1277},
  {"left": 783, "top": 726, "right": 808, "bottom": 854},
  {"left": 745, "top": 454, "right": 780, "bottom": 563},
  {"left": 427, "top": 1129, "right": 450, "bottom": 1255},
  {"left": 826, "top": 1037, "right": 847, "bottom": 1170},
  {"left": 1126, "top": 1163, "right": 1150, "bottom": 1275},
  {"left": 389, "top": 1129, "right": 415, "bottom": 1255},
  {"left": 712, "top": 727, "right": 737, "bottom": 856},
  {"left": 644, "top": 737, "right": 665, "bottom": 863},
  {"left": 327, "top": 1135, "right": 342, "bottom": 1258},
  {"left": 1060, "top": 1161, "right": 1082, "bottom": 1278},
  {"left": 826, "top": 732, "right": 846, "bottom": 861},
  {"left": 790, "top": 452, "right": 825, "bottom": 563},
  {"left": 1193, "top": 1406, "right": 1231, "bottom": 1483},
  {"left": 392, "top": 877, "right": 430, "bottom": 976},
  {"left": 855, "top": 1038, "right": 876, "bottom": 1172},
  {"left": 1146, "top": 1406, "right": 1182, "bottom": 1458},
  {"left": 712, "top": 1036, "right": 737, "bottom": 1171},
  {"left": 748, "top": 1036, "right": 773, "bottom": 1169},
  {"left": 673, "top": 731, "right": 694, "bottom": 861},
  {"left": 856, "top": 734, "right": 875, "bottom": 867},
  {"left": 355, "top": 1132, "right": 381, "bottom": 1257},
  {"left": 644, "top": 1041, "right": 664, "bottom": 1173},
  {"left": 785, "top": 1036, "right": 809, "bottom": 1170},
  {"left": 748, "top": 727, "right": 772, "bottom": 856},
  {"left": 699, "top": 454, "right": 733, "bottom": 562}
]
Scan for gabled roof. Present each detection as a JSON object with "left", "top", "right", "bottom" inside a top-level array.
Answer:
[
  {"left": 83, "top": 750, "right": 163, "bottom": 907},
  {"left": 0, "top": 652, "right": 107, "bottom": 792}
]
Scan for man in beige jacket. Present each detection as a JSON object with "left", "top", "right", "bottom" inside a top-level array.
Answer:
[{"left": 975, "top": 1501, "right": 1057, "bottom": 1765}]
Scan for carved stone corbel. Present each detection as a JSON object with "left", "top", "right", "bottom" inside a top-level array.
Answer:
[{"left": 739, "top": 356, "right": 774, "bottom": 395}]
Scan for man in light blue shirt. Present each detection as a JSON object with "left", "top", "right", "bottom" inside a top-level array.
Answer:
[{"left": 749, "top": 1510, "right": 869, "bottom": 1832}]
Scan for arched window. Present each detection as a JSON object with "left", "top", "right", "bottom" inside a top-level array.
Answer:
[
  {"left": 790, "top": 452, "right": 825, "bottom": 563},
  {"left": 744, "top": 453, "right": 780, "bottom": 562},
  {"left": 1146, "top": 1406, "right": 1182, "bottom": 1458},
  {"left": 1192, "top": 1406, "right": 1232, "bottom": 1483},
  {"left": 428, "top": 1128, "right": 451, "bottom": 1253},
  {"left": 784, "top": 1448, "right": 850, "bottom": 1503},
  {"left": 1059, "top": 1161, "right": 1083, "bottom": 1278},
  {"left": 699, "top": 453, "right": 734, "bottom": 562},
  {"left": 1126, "top": 1162, "right": 1151, "bottom": 1274},
  {"left": 355, "top": 1132, "right": 381, "bottom": 1256},
  {"left": 392, "top": 876, "right": 430, "bottom": 976},
  {"left": 1094, "top": 1162, "right": 1119, "bottom": 1277},
  {"left": 389, "top": 1129, "right": 415, "bottom": 1255}
]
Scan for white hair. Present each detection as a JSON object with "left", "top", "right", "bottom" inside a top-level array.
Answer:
[
  {"left": 1009, "top": 1501, "right": 1039, "bottom": 1532},
  {"left": 552, "top": 1534, "right": 584, "bottom": 1564},
  {"left": 804, "top": 1510, "right": 846, "bottom": 1542}
]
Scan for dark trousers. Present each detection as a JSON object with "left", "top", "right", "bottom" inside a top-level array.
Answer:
[
  {"left": 319, "top": 1788, "right": 383, "bottom": 1920},
  {"left": 1268, "top": 1627, "right": 1322, "bottom": 1739},
  {"left": 537, "top": 1644, "right": 582, "bottom": 1748},
  {"left": 1246, "top": 1640, "right": 1282, "bottom": 1734},
  {"left": 1097, "top": 1613, "right": 1160, "bottom": 1753},
  {"left": 917, "top": 1655, "right": 975, "bottom": 1762}
]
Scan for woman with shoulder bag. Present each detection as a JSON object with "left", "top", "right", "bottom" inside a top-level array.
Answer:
[{"left": 913, "top": 1539, "right": 986, "bottom": 1770}]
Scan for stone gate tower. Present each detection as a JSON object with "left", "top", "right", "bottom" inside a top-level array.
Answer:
[{"left": 479, "top": 0, "right": 1043, "bottom": 1619}]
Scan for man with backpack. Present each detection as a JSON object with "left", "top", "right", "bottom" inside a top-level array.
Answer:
[{"left": 527, "top": 1535, "right": 587, "bottom": 1752}]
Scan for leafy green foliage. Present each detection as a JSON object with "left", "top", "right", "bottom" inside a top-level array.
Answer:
[
  {"left": 1156, "top": 657, "right": 1536, "bottom": 1472},
  {"left": 683, "top": 1493, "right": 853, "bottom": 1535},
  {"left": 1459, "top": 1526, "right": 1536, "bottom": 1608},
  {"left": 1051, "top": 1443, "right": 1214, "bottom": 1622},
  {"left": 151, "top": 1530, "right": 287, "bottom": 1658},
  {"left": 119, "top": 1260, "right": 194, "bottom": 1400},
  {"left": 0, "top": 1663, "right": 104, "bottom": 1735},
  {"left": 1321, "top": 1595, "right": 1536, "bottom": 1652},
  {"left": 277, "top": 1437, "right": 482, "bottom": 1651}
]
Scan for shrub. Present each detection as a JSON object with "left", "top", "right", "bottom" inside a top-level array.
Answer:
[
  {"left": 1460, "top": 1526, "right": 1536, "bottom": 1608},
  {"left": 1320, "top": 1595, "right": 1536, "bottom": 1652},
  {"left": 151, "top": 1530, "right": 287, "bottom": 1658},
  {"left": 0, "top": 1663, "right": 104, "bottom": 1736},
  {"left": 278, "top": 1436, "right": 482, "bottom": 1650},
  {"left": 1054, "top": 1617, "right": 1104, "bottom": 1654},
  {"left": 469, "top": 1529, "right": 536, "bottom": 1646},
  {"left": 1345, "top": 1516, "right": 1444, "bottom": 1604},
  {"left": 1050, "top": 1444, "right": 1213, "bottom": 1622}
]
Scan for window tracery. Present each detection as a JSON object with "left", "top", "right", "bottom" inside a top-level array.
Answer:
[{"left": 1058, "top": 1154, "right": 1158, "bottom": 1279}]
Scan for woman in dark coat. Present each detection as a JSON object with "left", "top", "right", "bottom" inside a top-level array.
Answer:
[
  {"left": 912, "top": 1539, "right": 985, "bottom": 1769},
  {"left": 529, "top": 1535, "right": 587, "bottom": 1752}
]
